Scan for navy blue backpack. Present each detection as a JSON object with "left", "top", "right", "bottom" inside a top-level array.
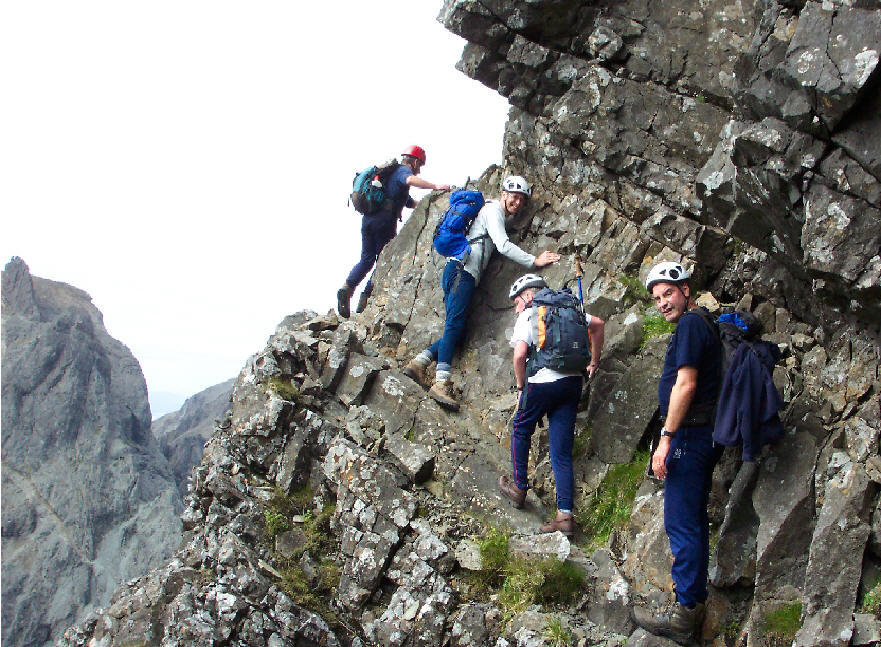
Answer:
[
  {"left": 432, "top": 190, "right": 485, "bottom": 262},
  {"left": 527, "top": 288, "right": 591, "bottom": 375}
]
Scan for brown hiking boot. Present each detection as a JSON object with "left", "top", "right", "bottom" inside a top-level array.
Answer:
[
  {"left": 401, "top": 359, "right": 429, "bottom": 387},
  {"left": 498, "top": 475, "right": 526, "bottom": 508},
  {"left": 631, "top": 600, "right": 705, "bottom": 645},
  {"left": 539, "top": 513, "right": 575, "bottom": 537},
  {"left": 336, "top": 284, "right": 352, "bottom": 319},
  {"left": 429, "top": 379, "right": 459, "bottom": 411}
]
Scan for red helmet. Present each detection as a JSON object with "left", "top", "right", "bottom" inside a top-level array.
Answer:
[{"left": 401, "top": 145, "right": 426, "bottom": 164}]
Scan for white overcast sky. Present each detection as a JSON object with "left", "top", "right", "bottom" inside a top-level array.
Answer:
[{"left": 1, "top": 1, "right": 510, "bottom": 417}]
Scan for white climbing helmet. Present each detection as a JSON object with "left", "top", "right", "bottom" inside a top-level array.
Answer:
[
  {"left": 644, "top": 261, "right": 691, "bottom": 292},
  {"left": 509, "top": 273, "right": 546, "bottom": 299},
  {"left": 501, "top": 175, "right": 532, "bottom": 198}
]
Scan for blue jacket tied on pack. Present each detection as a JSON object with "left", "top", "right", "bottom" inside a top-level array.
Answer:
[{"left": 712, "top": 338, "right": 784, "bottom": 461}]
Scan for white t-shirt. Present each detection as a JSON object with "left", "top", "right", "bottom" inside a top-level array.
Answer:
[{"left": 510, "top": 308, "right": 591, "bottom": 384}]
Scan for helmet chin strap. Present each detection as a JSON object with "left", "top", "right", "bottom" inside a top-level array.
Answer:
[{"left": 678, "top": 283, "right": 691, "bottom": 302}]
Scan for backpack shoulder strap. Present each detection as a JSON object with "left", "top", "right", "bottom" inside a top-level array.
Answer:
[
  {"left": 684, "top": 307, "right": 720, "bottom": 341},
  {"left": 465, "top": 201, "right": 490, "bottom": 243}
]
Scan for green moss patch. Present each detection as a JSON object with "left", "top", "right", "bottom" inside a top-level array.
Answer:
[
  {"left": 762, "top": 602, "right": 802, "bottom": 645},
  {"left": 267, "top": 376, "right": 299, "bottom": 401}
]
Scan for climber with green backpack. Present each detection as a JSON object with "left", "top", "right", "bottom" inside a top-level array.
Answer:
[{"left": 337, "top": 145, "right": 451, "bottom": 318}]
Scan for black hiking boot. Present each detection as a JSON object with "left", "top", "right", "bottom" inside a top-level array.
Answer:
[
  {"left": 337, "top": 284, "right": 352, "bottom": 319},
  {"left": 355, "top": 288, "right": 371, "bottom": 314}
]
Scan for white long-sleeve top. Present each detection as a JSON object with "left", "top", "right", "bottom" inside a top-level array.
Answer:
[{"left": 462, "top": 200, "right": 535, "bottom": 285}]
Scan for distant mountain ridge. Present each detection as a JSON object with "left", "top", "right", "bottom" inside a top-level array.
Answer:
[
  {"left": 1, "top": 257, "right": 183, "bottom": 647},
  {"left": 152, "top": 378, "right": 235, "bottom": 495}
]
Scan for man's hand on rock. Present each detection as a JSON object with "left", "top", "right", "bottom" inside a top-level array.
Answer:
[{"left": 534, "top": 251, "right": 561, "bottom": 268}]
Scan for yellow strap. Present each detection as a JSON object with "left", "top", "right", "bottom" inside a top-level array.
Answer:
[{"left": 537, "top": 305, "right": 547, "bottom": 349}]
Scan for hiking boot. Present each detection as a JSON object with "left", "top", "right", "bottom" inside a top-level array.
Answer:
[
  {"left": 429, "top": 380, "right": 459, "bottom": 411},
  {"left": 336, "top": 284, "right": 352, "bottom": 319},
  {"left": 402, "top": 359, "right": 429, "bottom": 387},
  {"left": 355, "top": 290, "right": 370, "bottom": 314},
  {"left": 539, "top": 513, "right": 575, "bottom": 537},
  {"left": 631, "top": 601, "right": 705, "bottom": 645},
  {"left": 498, "top": 475, "right": 526, "bottom": 508}
]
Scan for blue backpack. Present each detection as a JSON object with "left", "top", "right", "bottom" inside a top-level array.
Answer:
[
  {"left": 527, "top": 288, "right": 591, "bottom": 375},
  {"left": 351, "top": 160, "right": 401, "bottom": 215},
  {"left": 432, "top": 190, "right": 486, "bottom": 262}
]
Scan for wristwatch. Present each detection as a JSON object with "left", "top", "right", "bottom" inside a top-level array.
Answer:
[{"left": 660, "top": 428, "right": 676, "bottom": 437}]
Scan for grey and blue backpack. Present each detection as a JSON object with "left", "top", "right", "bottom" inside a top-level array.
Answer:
[{"left": 527, "top": 288, "right": 591, "bottom": 375}]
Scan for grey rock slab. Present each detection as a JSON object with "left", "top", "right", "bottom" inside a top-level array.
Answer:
[
  {"left": 590, "top": 335, "right": 666, "bottom": 464},
  {"left": 853, "top": 613, "right": 881, "bottom": 646},
  {"left": 795, "top": 459, "right": 874, "bottom": 647},
  {"left": 781, "top": 3, "right": 881, "bottom": 130},
  {"left": 711, "top": 461, "right": 760, "bottom": 588},
  {"left": 753, "top": 432, "right": 818, "bottom": 598},
  {"left": 335, "top": 353, "right": 389, "bottom": 406},
  {"left": 450, "top": 604, "right": 493, "bottom": 647},
  {"left": 622, "top": 480, "right": 671, "bottom": 598},
  {"left": 508, "top": 532, "right": 572, "bottom": 562},
  {"left": 385, "top": 432, "right": 436, "bottom": 483},
  {"left": 361, "top": 370, "right": 426, "bottom": 438},
  {"left": 585, "top": 548, "right": 634, "bottom": 635}
]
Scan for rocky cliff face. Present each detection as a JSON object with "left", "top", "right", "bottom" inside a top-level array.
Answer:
[
  {"left": 1, "top": 257, "right": 183, "bottom": 647},
  {"left": 152, "top": 378, "right": 235, "bottom": 495},
  {"left": 58, "top": 1, "right": 879, "bottom": 646}
]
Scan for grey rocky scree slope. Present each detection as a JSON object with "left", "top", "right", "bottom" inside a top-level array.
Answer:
[
  {"left": 152, "top": 378, "right": 235, "bottom": 495},
  {"left": 60, "top": 1, "right": 880, "bottom": 646},
  {"left": 1, "top": 257, "right": 183, "bottom": 647}
]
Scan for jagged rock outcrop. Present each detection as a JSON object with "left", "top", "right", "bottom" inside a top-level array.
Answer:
[
  {"left": 1, "top": 257, "right": 183, "bottom": 647},
  {"left": 152, "top": 378, "right": 235, "bottom": 494},
  {"left": 60, "top": 1, "right": 880, "bottom": 646}
]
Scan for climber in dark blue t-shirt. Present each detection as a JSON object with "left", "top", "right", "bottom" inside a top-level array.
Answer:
[
  {"left": 336, "top": 145, "right": 451, "bottom": 318},
  {"left": 657, "top": 309, "right": 721, "bottom": 418},
  {"left": 632, "top": 261, "right": 723, "bottom": 645}
]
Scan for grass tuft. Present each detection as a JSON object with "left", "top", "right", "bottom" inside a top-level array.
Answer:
[
  {"left": 576, "top": 450, "right": 649, "bottom": 550},
  {"left": 543, "top": 615, "right": 575, "bottom": 647},
  {"left": 464, "top": 526, "right": 585, "bottom": 624},
  {"left": 620, "top": 273, "right": 650, "bottom": 306},
  {"left": 861, "top": 578, "right": 881, "bottom": 617},
  {"left": 479, "top": 527, "right": 510, "bottom": 577},
  {"left": 264, "top": 510, "right": 290, "bottom": 537},
  {"left": 642, "top": 315, "right": 675, "bottom": 347}
]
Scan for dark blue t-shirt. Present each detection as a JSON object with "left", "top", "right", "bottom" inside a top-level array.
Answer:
[
  {"left": 377, "top": 164, "right": 413, "bottom": 220},
  {"left": 658, "top": 309, "right": 722, "bottom": 419}
]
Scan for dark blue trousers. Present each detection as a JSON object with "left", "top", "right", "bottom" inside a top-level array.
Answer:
[
  {"left": 427, "top": 261, "right": 476, "bottom": 372},
  {"left": 511, "top": 376, "right": 582, "bottom": 511},
  {"left": 664, "top": 425, "right": 723, "bottom": 607},
  {"left": 345, "top": 214, "right": 397, "bottom": 292}
]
